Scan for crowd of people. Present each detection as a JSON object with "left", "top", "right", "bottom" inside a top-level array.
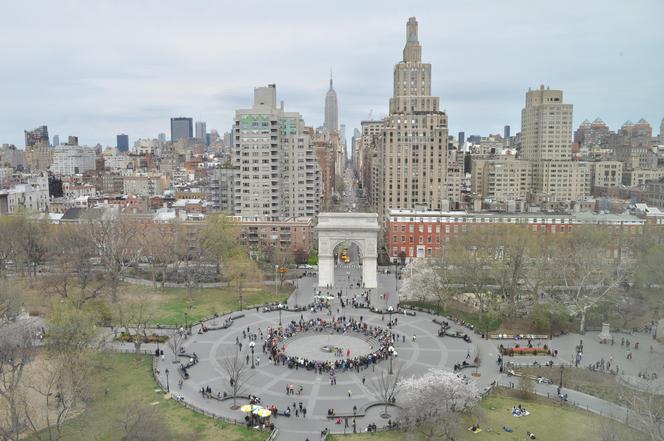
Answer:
[{"left": 264, "top": 315, "right": 396, "bottom": 373}]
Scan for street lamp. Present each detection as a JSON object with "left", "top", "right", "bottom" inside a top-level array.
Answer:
[
  {"left": 165, "top": 368, "right": 170, "bottom": 392},
  {"left": 559, "top": 364, "right": 564, "bottom": 389},
  {"left": 184, "top": 312, "right": 188, "bottom": 334},
  {"left": 388, "top": 306, "right": 394, "bottom": 324},
  {"left": 388, "top": 346, "right": 395, "bottom": 375},
  {"left": 250, "top": 341, "right": 256, "bottom": 369},
  {"left": 278, "top": 303, "right": 283, "bottom": 326}
]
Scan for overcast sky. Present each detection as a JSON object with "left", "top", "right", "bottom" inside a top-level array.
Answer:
[{"left": 1, "top": 0, "right": 662, "bottom": 147}]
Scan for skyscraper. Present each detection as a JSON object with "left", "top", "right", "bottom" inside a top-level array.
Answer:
[
  {"left": 233, "top": 84, "right": 320, "bottom": 220},
  {"left": 24, "top": 125, "right": 49, "bottom": 147},
  {"left": 52, "top": 134, "right": 60, "bottom": 147},
  {"left": 195, "top": 121, "right": 207, "bottom": 144},
  {"left": 376, "top": 17, "right": 452, "bottom": 215},
  {"left": 170, "top": 117, "right": 193, "bottom": 142},
  {"left": 324, "top": 73, "right": 338, "bottom": 133},
  {"left": 504, "top": 125, "right": 510, "bottom": 139},
  {"left": 458, "top": 131, "right": 465, "bottom": 145},
  {"left": 116, "top": 134, "right": 129, "bottom": 152},
  {"left": 521, "top": 85, "right": 590, "bottom": 201},
  {"left": 520, "top": 85, "right": 573, "bottom": 161}
]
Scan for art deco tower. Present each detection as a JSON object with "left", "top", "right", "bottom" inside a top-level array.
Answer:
[
  {"left": 377, "top": 17, "right": 451, "bottom": 215},
  {"left": 324, "top": 73, "right": 338, "bottom": 133}
]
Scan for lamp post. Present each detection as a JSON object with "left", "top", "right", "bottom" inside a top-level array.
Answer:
[
  {"left": 250, "top": 341, "right": 256, "bottom": 369},
  {"left": 388, "top": 346, "right": 395, "bottom": 375},
  {"left": 278, "top": 303, "right": 283, "bottom": 326},
  {"left": 184, "top": 312, "right": 188, "bottom": 334},
  {"left": 388, "top": 305, "right": 394, "bottom": 324},
  {"left": 165, "top": 368, "right": 170, "bottom": 392},
  {"left": 559, "top": 364, "right": 564, "bottom": 389}
]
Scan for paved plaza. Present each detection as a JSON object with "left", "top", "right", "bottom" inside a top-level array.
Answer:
[
  {"left": 151, "top": 262, "right": 664, "bottom": 441},
  {"left": 284, "top": 334, "right": 374, "bottom": 362}
]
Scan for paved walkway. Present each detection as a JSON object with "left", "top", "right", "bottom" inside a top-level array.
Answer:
[{"left": 142, "top": 262, "right": 664, "bottom": 441}]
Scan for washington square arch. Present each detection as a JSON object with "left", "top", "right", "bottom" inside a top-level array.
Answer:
[{"left": 316, "top": 212, "right": 380, "bottom": 289}]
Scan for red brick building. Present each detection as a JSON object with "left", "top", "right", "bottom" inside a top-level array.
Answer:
[{"left": 386, "top": 209, "right": 648, "bottom": 262}]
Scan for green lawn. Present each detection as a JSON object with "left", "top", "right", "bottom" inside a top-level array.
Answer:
[
  {"left": 18, "top": 277, "right": 291, "bottom": 326},
  {"left": 515, "top": 366, "right": 664, "bottom": 409},
  {"left": 37, "top": 353, "right": 266, "bottom": 441},
  {"left": 332, "top": 391, "right": 642, "bottom": 441},
  {"left": 120, "top": 283, "right": 291, "bottom": 326},
  {"left": 402, "top": 300, "right": 503, "bottom": 332}
]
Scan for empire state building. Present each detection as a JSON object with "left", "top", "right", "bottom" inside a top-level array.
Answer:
[{"left": 324, "top": 74, "right": 338, "bottom": 133}]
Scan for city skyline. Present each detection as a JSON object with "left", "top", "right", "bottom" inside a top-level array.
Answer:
[{"left": 0, "top": 0, "right": 662, "bottom": 147}]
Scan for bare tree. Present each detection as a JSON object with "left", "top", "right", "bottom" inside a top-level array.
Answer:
[
  {"left": 86, "top": 216, "right": 142, "bottom": 301},
  {"left": 116, "top": 298, "right": 154, "bottom": 355},
  {"left": 167, "top": 330, "right": 186, "bottom": 363},
  {"left": 116, "top": 402, "right": 173, "bottom": 441},
  {"left": 492, "top": 226, "right": 531, "bottom": 317},
  {"left": 221, "top": 350, "right": 253, "bottom": 409},
  {"left": 553, "top": 227, "right": 630, "bottom": 333},
  {"left": 368, "top": 366, "right": 401, "bottom": 418},
  {"left": 448, "top": 229, "right": 497, "bottom": 318},
  {"left": 224, "top": 253, "right": 261, "bottom": 311},
  {"left": 23, "top": 302, "right": 97, "bottom": 441},
  {"left": 624, "top": 383, "right": 664, "bottom": 441},
  {"left": 0, "top": 282, "right": 22, "bottom": 325},
  {"left": 139, "top": 223, "right": 174, "bottom": 289},
  {"left": 0, "top": 216, "right": 21, "bottom": 278},
  {"left": 16, "top": 217, "right": 47, "bottom": 282},
  {"left": 24, "top": 352, "right": 93, "bottom": 441},
  {"left": 0, "top": 331, "right": 35, "bottom": 441},
  {"left": 46, "top": 224, "right": 102, "bottom": 307}
]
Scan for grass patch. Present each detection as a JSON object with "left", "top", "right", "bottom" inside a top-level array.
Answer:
[
  {"left": 402, "top": 300, "right": 502, "bottom": 332},
  {"left": 121, "top": 284, "right": 291, "bottom": 326},
  {"left": 34, "top": 353, "right": 265, "bottom": 441},
  {"left": 515, "top": 366, "right": 664, "bottom": 409},
  {"left": 332, "top": 389, "right": 641, "bottom": 441},
  {"left": 17, "top": 277, "right": 291, "bottom": 326}
]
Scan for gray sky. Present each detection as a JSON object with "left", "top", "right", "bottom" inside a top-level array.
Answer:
[{"left": 1, "top": 0, "right": 663, "bottom": 147}]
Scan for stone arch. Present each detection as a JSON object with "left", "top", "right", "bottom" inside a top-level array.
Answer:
[{"left": 316, "top": 213, "right": 379, "bottom": 289}]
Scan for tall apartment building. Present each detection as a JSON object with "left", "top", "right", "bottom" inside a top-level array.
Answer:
[
  {"left": 376, "top": 17, "right": 451, "bottom": 215},
  {"left": 24, "top": 125, "right": 49, "bottom": 148},
  {"left": 611, "top": 119, "right": 656, "bottom": 170},
  {"left": 171, "top": 117, "right": 193, "bottom": 142},
  {"left": 360, "top": 120, "right": 384, "bottom": 210},
  {"left": 574, "top": 118, "right": 610, "bottom": 149},
  {"left": 51, "top": 145, "right": 97, "bottom": 176},
  {"left": 206, "top": 166, "right": 234, "bottom": 212},
  {"left": 519, "top": 85, "right": 591, "bottom": 201},
  {"left": 233, "top": 84, "right": 320, "bottom": 220},
  {"left": 0, "top": 144, "right": 26, "bottom": 169},
  {"left": 195, "top": 121, "right": 207, "bottom": 144},
  {"left": 521, "top": 86, "right": 573, "bottom": 162}
]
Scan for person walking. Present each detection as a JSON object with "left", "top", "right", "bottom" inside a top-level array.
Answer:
[{"left": 348, "top": 389, "right": 352, "bottom": 398}]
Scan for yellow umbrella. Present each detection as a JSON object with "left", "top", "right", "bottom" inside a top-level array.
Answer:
[
  {"left": 240, "top": 404, "right": 255, "bottom": 413},
  {"left": 253, "top": 408, "right": 272, "bottom": 418}
]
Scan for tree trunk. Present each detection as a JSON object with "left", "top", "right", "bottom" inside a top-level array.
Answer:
[{"left": 579, "top": 308, "right": 587, "bottom": 334}]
